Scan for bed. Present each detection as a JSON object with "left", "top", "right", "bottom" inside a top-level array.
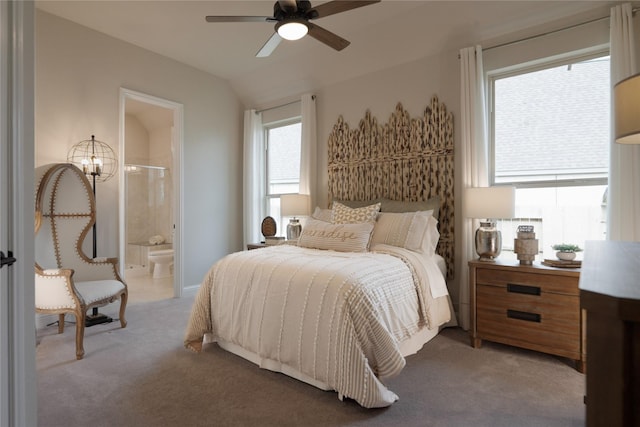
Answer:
[{"left": 184, "top": 96, "right": 455, "bottom": 408}]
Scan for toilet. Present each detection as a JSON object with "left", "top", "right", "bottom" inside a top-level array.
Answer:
[{"left": 148, "top": 249, "right": 174, "bottom": 278}]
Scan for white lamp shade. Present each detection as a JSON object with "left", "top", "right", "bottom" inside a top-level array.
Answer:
[
  {"left": 615, "top": 73, "right": 640, "bottom": 144},
  {"left": 281, "top": 194, "right": 310, "bottom": 217},
  {"left": 276, "top": 20, "right": 308, "bottom": 41},
  {"left": 464, "top": 186, "right": 516, "bottom": 219}
]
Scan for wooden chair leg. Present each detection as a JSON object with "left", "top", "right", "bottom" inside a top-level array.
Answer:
[
  {"left": 119, "top": 292, "right": 128, "bottom": 328},
  {"left": 58, "top": 314, "right": 65, "bottom": 334},
  {"left": 75, "top": 310, "right": 86, "bottom": 360}
]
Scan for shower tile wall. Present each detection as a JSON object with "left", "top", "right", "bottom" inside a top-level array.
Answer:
[{"left": 125, "top": 113, "right": 173, "bottom": 268}]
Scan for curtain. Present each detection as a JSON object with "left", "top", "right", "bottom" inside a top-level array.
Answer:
[
  {"left": 243, "top": 109, "right": 265, "bottom": 248},
  {"left": 459, "top": 46, "right": 489, "bottom": 330},
  {"left": 300, "top": 94, "right": 317, "bottom": 207},
  {"left": 608, "top": 3, "right": 640, "bottom": 241}
]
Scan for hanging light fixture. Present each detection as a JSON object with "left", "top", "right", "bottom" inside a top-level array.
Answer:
[
  {"left": 67, "top": 135, "right": 117, "bottom": 183},
  {"left": 276, "top": 19, "right": 308, "bottom": 41}
]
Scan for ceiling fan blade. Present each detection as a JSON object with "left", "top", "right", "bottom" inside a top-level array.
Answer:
[
  {"left": 310, "top": 0, "right": 381, "bottom": 19},
  {"left": 205, "top": 16, "right": 273, "bottom": 23},
  {"left": 256, "top": 32, "right": 283, "bottom": 57},
  {"left": 306, "top": 22, "right": 350, "bottom": 51}
]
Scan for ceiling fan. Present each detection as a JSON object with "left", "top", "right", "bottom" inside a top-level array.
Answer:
[{"left": 205, "top": 0, "right": 381, "bottom": 57}]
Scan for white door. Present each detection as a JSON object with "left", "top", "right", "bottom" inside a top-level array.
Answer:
[{"left": 0, "top": 1, "right": 37, "bottom": 425}]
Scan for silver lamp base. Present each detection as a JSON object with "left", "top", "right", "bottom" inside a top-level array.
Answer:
[
  {"left": 475, "top": 221, "right": 502, "bottom": 261},
  {"left": 287, "top": 218, "right": 302, "bottom": 240}
]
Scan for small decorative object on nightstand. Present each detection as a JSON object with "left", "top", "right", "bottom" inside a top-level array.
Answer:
[{"left": 514, "top": 225, "right": 539, "bottom": 265}]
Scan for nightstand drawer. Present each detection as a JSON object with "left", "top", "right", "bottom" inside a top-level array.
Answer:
[
  {"left": 476, "top": 268, "right": 579, "bottom": 296},
  {"left": 476, "top": 283, "right": 580, "bottom": 358}
]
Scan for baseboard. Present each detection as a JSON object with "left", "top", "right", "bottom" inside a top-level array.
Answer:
[{"left": 182, "top": 283, "right": 200, "bottom": 296}]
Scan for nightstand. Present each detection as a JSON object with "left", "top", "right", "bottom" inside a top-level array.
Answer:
[
  {"left": 247, "top": 243, "right": 267, "bottom": 250},
  {"left": 469, "top": 259, "right": 585, "bottom": 372}
]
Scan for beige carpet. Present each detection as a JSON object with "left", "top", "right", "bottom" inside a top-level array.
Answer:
[{"left": 36, "top": 294, "right": 585, "bottom": 427}]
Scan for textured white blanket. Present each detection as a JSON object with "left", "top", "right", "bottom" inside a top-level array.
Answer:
[{"left": 184, "top": 244, "right": 451, "bottom": 407}]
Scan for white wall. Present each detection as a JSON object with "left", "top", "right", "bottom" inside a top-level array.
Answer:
[{"left": 35, "top": 11, "right": 243, "bottom": 288}]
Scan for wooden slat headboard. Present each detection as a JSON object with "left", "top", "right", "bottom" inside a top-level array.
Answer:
[{"left": 327, "top": 95, "right": 454, "bottom": 279}]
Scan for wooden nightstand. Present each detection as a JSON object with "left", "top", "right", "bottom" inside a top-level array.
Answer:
[
  {"left": 469, "top": 259, "right": 585, "bottom": 372},
  {"left": 247, "top": 243, "right": 268, "bottom": 250}
]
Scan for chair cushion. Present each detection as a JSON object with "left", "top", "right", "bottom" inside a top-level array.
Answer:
[{"left": 75, "top": 280, "right": 126, "bottom": 305}]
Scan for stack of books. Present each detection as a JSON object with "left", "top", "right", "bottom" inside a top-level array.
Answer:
[
  {"left": 265, "top": 236, "right": 286, "bottom": 245},
  {"left": 541, "top": 258, "right": 582, "bottom": 268}
]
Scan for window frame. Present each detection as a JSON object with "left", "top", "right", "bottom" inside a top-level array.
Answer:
[
  {"left": 487, "top": 47, "right": 610, "bottom": 189},
  {"left": 263, "top": 117, "right": 302, "bottom": 231}
]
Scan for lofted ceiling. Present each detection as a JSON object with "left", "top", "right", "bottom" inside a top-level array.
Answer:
[{"left": 36, "top": 1, "right": 619, "bottom": 107}]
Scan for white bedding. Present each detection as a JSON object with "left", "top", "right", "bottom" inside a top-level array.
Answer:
[{"left": 184, "top": 244, "right": 452, "bottom": 408}]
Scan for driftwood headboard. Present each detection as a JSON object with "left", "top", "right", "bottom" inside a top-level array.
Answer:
[{"left": 327, "top": 96, "right": 454, "bottom": 279}]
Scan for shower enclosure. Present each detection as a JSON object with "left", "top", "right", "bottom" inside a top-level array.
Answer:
[{"left": 124, "top": 164, "right": 172, "bottom": 271}]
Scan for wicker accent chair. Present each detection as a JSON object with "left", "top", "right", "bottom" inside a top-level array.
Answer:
[{"left": 35, "top": 163, "right": 128, "bottom": 360}]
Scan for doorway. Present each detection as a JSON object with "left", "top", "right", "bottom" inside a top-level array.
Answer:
[{"left": 119, "top": 88, "right": 183, "bottom": 301}]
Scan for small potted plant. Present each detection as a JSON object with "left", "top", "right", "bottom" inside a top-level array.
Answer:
[{"left": 551, "top": 243, "right": 582, "bottom": 261}]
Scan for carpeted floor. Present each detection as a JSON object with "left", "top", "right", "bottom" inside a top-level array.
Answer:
[{"left": 36, "top": 295, "right": 585, "bottom": 427}]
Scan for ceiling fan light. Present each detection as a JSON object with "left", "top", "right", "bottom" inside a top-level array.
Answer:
[{"left": 277, "top": 20, "right": 308, "bottom": 41}]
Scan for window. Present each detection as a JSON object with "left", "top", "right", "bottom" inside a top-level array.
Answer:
[
  {"left": 265, "top": 119, "right": 302, "bottom": 235},
  {"left": 489, "top": 51, "right": 609, "bottom": 257}
]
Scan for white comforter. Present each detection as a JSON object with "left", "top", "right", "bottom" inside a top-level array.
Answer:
[{"left": 184, "top": 244, "right": 451, "bottom": 408}]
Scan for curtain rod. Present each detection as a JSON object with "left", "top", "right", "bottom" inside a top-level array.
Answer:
[
  {"left": 254, "top": 95, "right": 316, "bottom": 114},
  {"left": 461, "top": 7, "right": 638, "bottom": 56}
]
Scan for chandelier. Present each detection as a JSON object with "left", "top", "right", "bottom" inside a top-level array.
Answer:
[{"left": 66, "top": 135, "right": 117, "bottom": 183}]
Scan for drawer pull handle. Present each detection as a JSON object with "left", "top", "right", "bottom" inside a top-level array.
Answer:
[
  {"left": 507, "top": 283, "right": 541, "bottom": 296},
  {"left": 507, "top": 309, "right": 541, "bottom": 323}
]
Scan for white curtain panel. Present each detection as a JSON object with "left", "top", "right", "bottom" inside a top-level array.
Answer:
[
  {"left": 243, "top": 109, "right": 265, "bottom": 247},
  {"left": 300, "top": 94, "right": 317, "bottom": 206},
  {"left": 459, "top": 45, "right": 489, "bottom": 330},
  {"left": 609, "top": 3, "right": 640, "bottom": 241}
]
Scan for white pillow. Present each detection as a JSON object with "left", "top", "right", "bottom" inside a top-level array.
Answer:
[
  {"left": 298, "top": 218, "right": 374, "bottom": 252},
  {"left": 371, "top": 210, "right": 440, "bottom": 255},
  {"left": 331, "top": 201, "right": 381, "bottom": 224},
  {"left": 311, "top": 206, "right": 332, "bottom": 223}
]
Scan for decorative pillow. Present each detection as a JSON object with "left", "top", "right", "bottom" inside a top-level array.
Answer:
[
  {"left": 379, "top": 197, "right": 441, "bottom": 220},
  {"left": 311, "top": 206, "right": 332, "bottom": 223},
  {"left": 331, "top": 201, "right": 381, "bottom": 224},
  {"left": 298, "top": 218, "right": 374, "bottom": 252},
  {"left": 371, "top": 210, "right": 440, "bottom": 255},
  {"left": 333, "top": 199, "right": 382, "bottom": 209}
]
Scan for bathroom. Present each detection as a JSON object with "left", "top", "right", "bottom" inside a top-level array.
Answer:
[{"left": 123, "top": 98, "right": 175, "bottom": 302}]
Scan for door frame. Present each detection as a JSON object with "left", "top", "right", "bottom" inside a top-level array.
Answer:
[
  {"left": 0, "top": 1, "right": 37, "bottom": 425},
  {"left": 118, "top": 88, "right": 184, "bottom": 298}
]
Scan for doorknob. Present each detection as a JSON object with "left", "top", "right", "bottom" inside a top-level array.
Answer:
[{"left": 0, "top": 251, "right": 16, "bottom": 268}]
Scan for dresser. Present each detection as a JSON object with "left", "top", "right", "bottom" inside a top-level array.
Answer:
[
  {"left": 469, "top": 260, "right": 585, "bottom": 372},
  {"left": 579, "top": 240, "right": 640, "bottom": 427}
]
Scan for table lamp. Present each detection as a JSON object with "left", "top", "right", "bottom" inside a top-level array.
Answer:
[
  {"left": 280, "top": 194, "right": 310, "bottom": 240},
  {"left": 465, "top": 186, "right": 515, "bottom": 261},
  {"left": 614, "top": 73, "right": 640, "bottom": 144}
]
